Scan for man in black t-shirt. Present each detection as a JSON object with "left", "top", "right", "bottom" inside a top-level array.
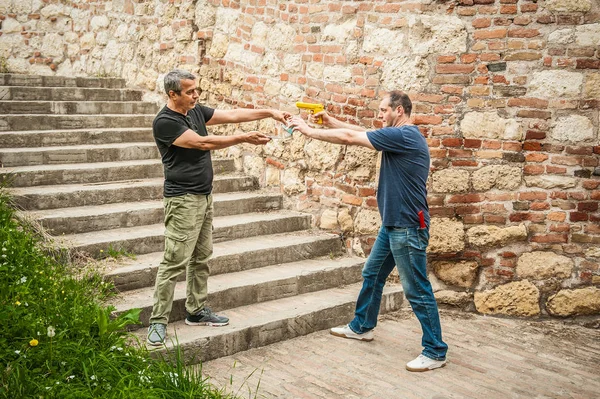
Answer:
[{"left": 147, "top": 69, "right": 290, "bottom": 346}]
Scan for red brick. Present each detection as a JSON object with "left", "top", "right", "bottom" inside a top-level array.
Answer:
[
  {"left": 500, "top": 5, "right": 518, "bottom": 13},
  {"left": 575, "top": 59, "right": 600, "bottom": 69},
  {"left": 578, "top": 202, "right": 599, "bottom": 212},
  {"left": 430, "top": 207, "right": 456, "bottom": 217},
  {"left": 549, "top": 224, "right": 571, "bottom": 233},
  {"left": 487, "top": 193, "right": 516, "bottom": 201},
  {"left": 448, "top": 194, "right": 485, "bottom": 203},
  {"left": 530, "top": 201, "right": 550, "bottom": 211},
  {"left": 546, "top": 165, "right": 567, "bottom": 174},
  {"left": 570, "top": 192, "right": 588, "bottom": 201},
  {"left": 437, "top": 55, "right": 457, "bottom": 63},
  {"left": 449, "top": 149, "right": 473, "bottom": 158},
  {"left": 462, "top": 214, "right": 484, "bottom": 224},
  {"left": 474, "top": 29, "right": 508, "bottom": 39},
  {"left": 366, "top": 197, "right": 378, "bottom": 207},
  {"left": 482, "top": 140, "right": 501, "bottom": 150},
  {"left": 507, "top": 97, "right": 548, "bottom": 109},
  {"left": 452, "top": 160, "right": 479, "bottom": 167},
  {"left": 509, "top": 212, "right": 546, "bottom": 222},
  {"left": 436, "top": 64, "right": 475, "bottom": 74},
  {"left": 342, "top": 194, "right": 362, "bottom": 206},
  {"left": 442, "top": 138, "right": 463, "bottom": 147},
  {"left": 472, "top": 18, "right": 491, "bottom": 28},
  {"left": 463, "top": 139, "right": 482, "bottom": 149},
  {"left": 523, "top": 142, "right": 542, "bottom": 151},
  {"left": 505, "top": 52, "right": 543, "bottom": 61},
  {"left": 519, "top": 191, "right": 547, "bottom": 201},
  {"left": 456, "top": 205, "right": 481, "bottom": 214},
  {"left": 570, "top": 212, "right": 589, "bottom": 222},
  {"left": 430, "top": 149, "right": 448, "bottom": 158},
  {"left": 503, "top": 142, "right": 522, "bottom": 152},
  {"left": 525, "top": 130, "right": 546, "bottom": 140},
  {"left": 508, "top": 28, "right": 540, "bottom": 38},
  {"left": 358, "top": 187, "right": 376, "bottom": 197},
  {"left": 524, "top": 165, "right": 544, "bottom": 175},
  {"left": 522, "top": 3, "right": 539, "bottom": 12},
  {"left": 335, "top": 183, "right": 357, "bottom": 195},
  {"left": 531, "top": 234, "right": 568, "bottom": 243},
  {"left": 413, "top": 115, "right": 443, "bottom": 125}
]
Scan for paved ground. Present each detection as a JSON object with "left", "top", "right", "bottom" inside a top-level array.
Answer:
[{"left": 201, "top": 309, "right": 600, "bottom": 399}]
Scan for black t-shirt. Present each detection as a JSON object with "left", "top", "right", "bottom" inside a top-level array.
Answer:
[{"left": 153, "top": 104, "right": 215, "bottom": 197}]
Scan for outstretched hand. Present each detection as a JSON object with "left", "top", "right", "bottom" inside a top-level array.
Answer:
[
  {"left": 245, "top": 131, "right": 272, "bottom": 145},
  {"left": 271, "top": 110, "right": 292, "bottom": 124},
  {"left": 289, "top": 116, "right": 313, "bottom": 137},
  {"left": 310, "top": 110, "right": 337, "bottom": 128}
]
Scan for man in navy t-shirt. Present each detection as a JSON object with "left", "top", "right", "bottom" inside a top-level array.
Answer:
[{"left": 290, "top": 91, "right": 448, "bottom": 372}]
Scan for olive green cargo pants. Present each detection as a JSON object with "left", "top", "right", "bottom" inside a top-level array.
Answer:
[{"left": 149, "top": 194, "right": 213, "bottom": 325}]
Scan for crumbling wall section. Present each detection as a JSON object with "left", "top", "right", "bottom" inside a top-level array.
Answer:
[{"left": 1, "top": 0, "right": 598, "bottom": 322}]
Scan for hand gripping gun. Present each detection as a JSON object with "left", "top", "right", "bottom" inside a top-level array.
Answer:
[{"left": 296, "top": 102, "right": 324, "bottom": 124}]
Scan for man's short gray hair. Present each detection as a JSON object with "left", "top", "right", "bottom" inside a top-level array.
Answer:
[{"left": 164, "top": 69, "right": 196, "bottom": 95}]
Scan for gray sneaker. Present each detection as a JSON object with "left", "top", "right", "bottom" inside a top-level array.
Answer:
[
  {"left": 185, "top": 307, "right": 229, "bottom": 327},
  {"left": 147, "top": 323, "right": 167, "bottom": 346}
]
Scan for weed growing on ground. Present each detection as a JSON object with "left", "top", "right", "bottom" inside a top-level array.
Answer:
[{"left": 0, "top": 189, "right": 240, "bottom": 399}]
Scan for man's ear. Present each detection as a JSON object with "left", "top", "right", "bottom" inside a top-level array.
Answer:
[
  {"left": 396, "top": 106, "right": 404, "bottom": 116},
  {"left": 167, "top": 90, "right": 176, "bottom": 100}
]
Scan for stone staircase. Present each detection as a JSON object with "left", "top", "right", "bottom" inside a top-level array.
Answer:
[{"left": 0, "top": 73, "right": 404, "bottom": 364}]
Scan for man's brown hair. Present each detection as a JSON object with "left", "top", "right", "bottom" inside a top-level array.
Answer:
[{"left": 387, "top": 90, "right": 412, "bottom": 116}]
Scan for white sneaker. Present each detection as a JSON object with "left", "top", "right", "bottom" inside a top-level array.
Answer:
[
  {"left": 330, "top": 324, "right": 374, "bottom": 342},
  {"left": 406, "top": 354, "right": 447, "bottom": 372}
]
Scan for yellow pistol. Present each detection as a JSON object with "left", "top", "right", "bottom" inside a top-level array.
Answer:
[{"left": 296, "top": 102, "right": 324, "bottom": 124}]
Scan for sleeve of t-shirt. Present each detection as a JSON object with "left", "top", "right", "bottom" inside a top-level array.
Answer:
[
  {"left": 366, "top": 127, "right": 406, "bottom": 154},
  {"left": 196, "top": 104, "right": 215, "bottom": 124},
  {"left": 153, "top": 117, "right": 188, "bottom": 147}
]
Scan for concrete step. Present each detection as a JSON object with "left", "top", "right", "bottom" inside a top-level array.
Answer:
[
  {"left": 0, "top": 142, "right": 159, "bottom": 167},
  {"left": 133, "top": 283, "right": 404, "bottom": 364},
  {"left": 59, "top": 210, "right": 313, "bottom": 257},
  {"left": 106, "top": 231, "right": 344, "bottom": 291},
  {"left": 112, "top": 256, "right": 365, "bottom": 329},
  {"left": 0, "top": 86, "right": 143, "bottom": 101},
  {"left": 0, "top": 158, "right": 235, "bottom": 187},
  {"left": 0, "top": 73, "right": 125, "bottom": 88},
  {"left": 10, "top": 174, "right": 258, "bottom": 210},
  {"left": 0, "top": 101, "right": 159, "bottom": 115},
  {"left": 0, "top": 128, "right": 153, "bottom": 148},
  {"left": 0, "top": 114, "right": 155, "bottom": 131},
  {"left": 30, "top": 191, "right": 283, "bottom": 235}
]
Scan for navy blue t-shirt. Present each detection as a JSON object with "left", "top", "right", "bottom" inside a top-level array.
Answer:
[{"left": 366, "top": 125, "right": 430, "bottom": 228}]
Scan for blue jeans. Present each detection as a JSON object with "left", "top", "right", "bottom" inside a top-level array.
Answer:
[{"left": 349, "top": 226, "right": 448, "bottom": 360}]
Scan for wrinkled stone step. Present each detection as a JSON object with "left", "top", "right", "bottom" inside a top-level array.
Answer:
[
  {"left": 112, "top": 256, "right": 365, "bottom": 329},
  {"left": 59, "top": 210, "right": 312, "bottom": 257},
  {"left": 0, "top": 114, "right": 155, "bottom": 131},
  {"left": 0, "top": 101, "right": 159, "bottom": 115},
  {"left": 0, "top": 158, "right": 235, "bottom": 187},
  {"left": 133, "top": 283, "right": 404, "bottom": 364},
  {"left": 30, "top": 192, "right": 282, "bottom": 235},
  {"left": 10, "top": 174, "right": 258, "bottom": 210},
  {"left": 0, "top": 86, "right": 143, "bottom": 101},
  {"left": 0, "top": 142, "right": 159, "bottom": 167},
  {"left": 106, "top": 231, "right": 344, "bottom": 291},
  {"left": 0, "top": 128, "right": 153, "bottom": 148},
  {"left": 0, "top": 74, "right": 125, "bottom": 88}
]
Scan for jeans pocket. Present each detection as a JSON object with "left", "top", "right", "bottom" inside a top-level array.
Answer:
[
  {"left": 408, "top": 229, "right": 428, "bottom": 251},
  {"left": 164, "top": 230, "right": 187, "bottom": 263}
]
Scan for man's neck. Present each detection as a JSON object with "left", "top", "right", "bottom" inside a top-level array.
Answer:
[
  {"left": 166, "top": 100, "right": 188, "bottom": 116},
  {"left": 392, "top": 116, "right": 412, "bottom": 128}
]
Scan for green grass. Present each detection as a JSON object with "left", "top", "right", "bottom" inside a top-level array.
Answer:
[{"left": 0, "top": 190, "right": 243, "bottom": 399}]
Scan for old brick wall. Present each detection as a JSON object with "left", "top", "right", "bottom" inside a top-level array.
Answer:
[{"left": 0, "top": 0, "right": 598, "bottom": 322}]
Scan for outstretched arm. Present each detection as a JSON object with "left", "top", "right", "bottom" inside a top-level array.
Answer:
[
  {"left": 207, "top": 108, "right": 290, "bottom": 125},
  {"left": 312, "top": 111, "right": 365, "bottom": 132},
  {"left": 289, "top": 116, "right": 375, "bottom": 150},
  {"left": 172, "top": 129, "right": 271, "bottom": 151}
]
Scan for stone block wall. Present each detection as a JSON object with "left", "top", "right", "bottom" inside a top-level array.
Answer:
[{"left": 1, "top": 0, "right": 599, "bottom": 322}]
